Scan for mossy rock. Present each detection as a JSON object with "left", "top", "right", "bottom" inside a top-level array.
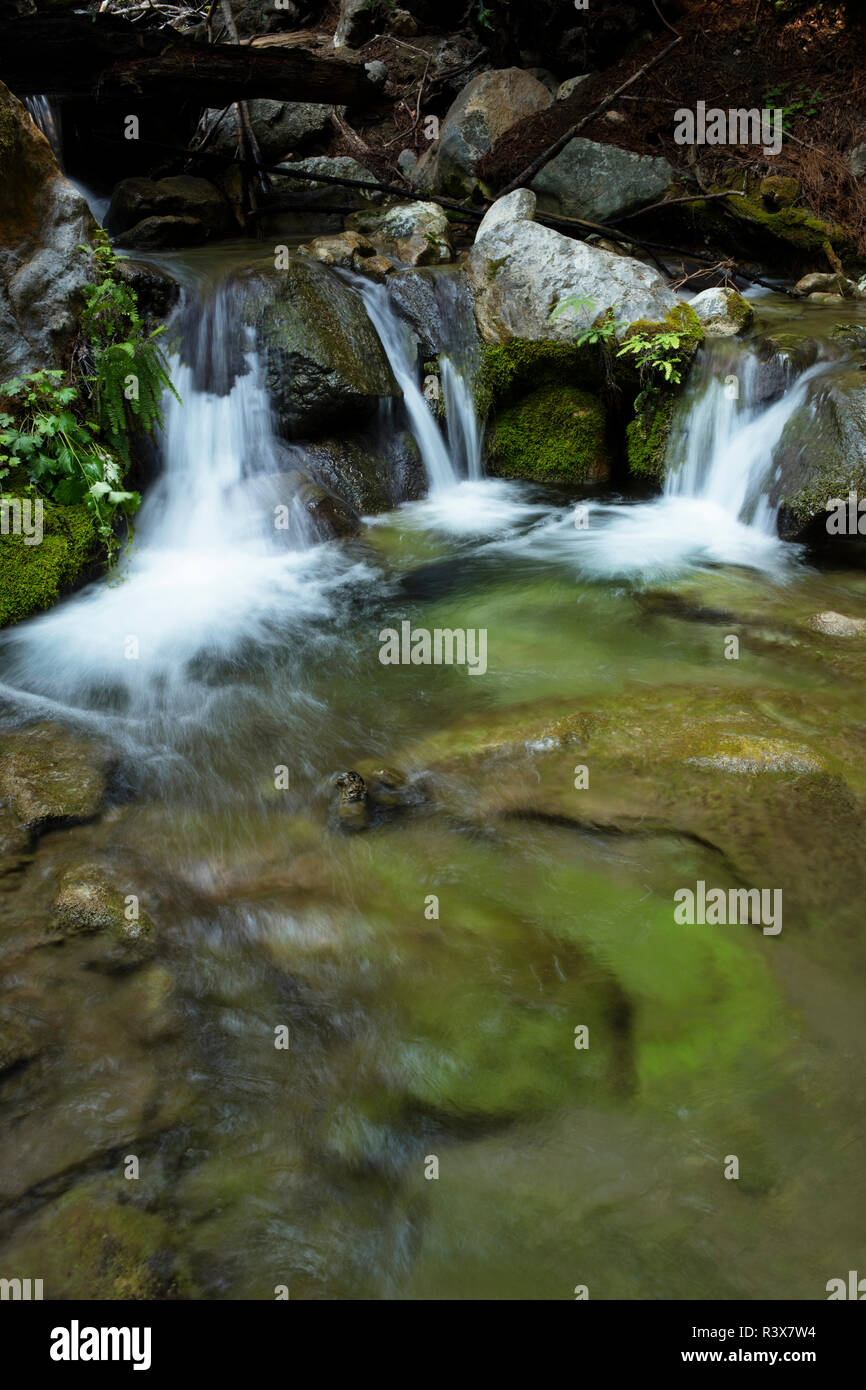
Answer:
[
  {"left": 615, "top": 302, "right": 703, "bottom": 393},
  {"left": 626, "top": 395, "right": 677, "bottom": 483},
  {"left": 706, "top": 180, "right": 862, "bottom": 273},
  {"left": 488, "top": 383, "right": 611, "bottom": 485},
  {"left": 0, "top": 1190, "right": 196, "bottom": 1299},
  {"left": 53, "top": 863, "right": 157, "bottom": 967},
  {"left": 476, "top": 338, "right": 602, "bottom": 419},
  {"left": 0, "top": 493, "right": 100, "bottom": 629}
]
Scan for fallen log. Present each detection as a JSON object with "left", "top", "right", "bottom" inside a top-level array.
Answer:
[{"left": 0, "top": 15, "right": 374, "bottom": 106}]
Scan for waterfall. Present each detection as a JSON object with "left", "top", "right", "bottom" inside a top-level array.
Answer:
[
  {"left": 0, "top": 282, "right": 370, "bottom": 720},
  {"left": 25, "top": 95, "right": 63, "bottom": 163},
  {"left": 546, "top": 340, "right": 830, "bottom": 581},
  {"left": 352, "top": 274, "right": 484, "bottom": 493}
]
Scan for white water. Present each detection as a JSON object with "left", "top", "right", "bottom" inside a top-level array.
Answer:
[
  {"left": 25, "top": 93, "right": 111, "bottom": 224},
  {"left": 0, "top": 285, "right": 375, "bottom": 718}
]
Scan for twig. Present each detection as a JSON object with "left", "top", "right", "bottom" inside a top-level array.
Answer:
[
  {"left": 499, "top": 36, "right": 682, "bottom": 196},
  {"left": 607, "top": 190, "right": 747, "bottom": 223}
]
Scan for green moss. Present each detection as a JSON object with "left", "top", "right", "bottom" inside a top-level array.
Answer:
[
  {"left": 759, "top": 175, "right": 800, "bottom": 209},
  {"left": 488, "top": 383, "right": 610, "bottom": 484},
  {"left": 477, "top": 338, "right": 601, "bottom": 419},
  {"left": 626, "top": 395, "right": 677, "bottom": 482},
  {"left": 0, "top": 495, "right": 100, "bottom": 629},
  {"left": 717, "top": 185, "right": 861, "bottom": 269}
]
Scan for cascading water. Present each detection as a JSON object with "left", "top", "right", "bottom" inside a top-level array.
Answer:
[
  {"left": 25, "top": 92, "right": 111, "bottom": 223},
  {"left": 540, "top": 339, "right": 832, "bottom": 581},
  {"left": 0, "top": 280, "right": 372, "bottom": 727}
]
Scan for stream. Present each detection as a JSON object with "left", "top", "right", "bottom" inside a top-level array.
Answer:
[{"left": 1, "top": 245, "right": 865, "bottom": 1300}]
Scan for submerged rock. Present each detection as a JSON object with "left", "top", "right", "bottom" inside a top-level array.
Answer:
[
  {"left": 809, "top": 611, "right": 866, "bottom": 637},
  {"left": 0, "top": 723, "right": 113, "bottom": 830},
  {"left": 332, "top": 770, "right": 370, "bottom": 830}
]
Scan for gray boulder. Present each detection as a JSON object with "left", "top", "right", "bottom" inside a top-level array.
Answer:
[
  {"left": 530, "top": 138, "right": 673, "bottom": 223},
  {"left": 475, "top": 187, "right": 536, "bottom": 241},
  {"left": 0, "top": 81, "right": 99, "bottom": 380},
  {"left": 334, "top": 0, "right": 375, "bottom": 48},
  {"left": 414, "top": 68, "right": 552, "bottom": 197},
  {"left": 467, "top": 217, "right": 682, "bottom": 345},
  {"left": 688, "top": 287, "right": 754, "bottom": 337},
  {"left": 200, "top": 99, "right": 331, "bottom": 163},
  {"left": 240, "top": 259, "right": 399, "bottom": 437},
  {"left": 770, "top": 368, "right": 866, "bottom": 536},
  {"left": 270, "top": 156, "right": 382, "bottom": 208}
]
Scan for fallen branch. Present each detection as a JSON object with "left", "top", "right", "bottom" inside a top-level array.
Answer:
[
  {"left": 607, "top": 190, "right": 747, "bottom": 223},
  {"left": 499, "top": 36, "right": 682, "bottom": 196}
]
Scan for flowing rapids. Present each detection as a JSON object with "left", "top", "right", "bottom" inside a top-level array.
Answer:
[{"left": 2, "top": 267, "right": 865, "bottom": 1301}]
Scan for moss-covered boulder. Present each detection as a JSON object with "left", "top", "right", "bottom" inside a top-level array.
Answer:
[
  {"left": 240, "top": 259, "right": 398, "bottom": 438},
  {"left": 476, "top": 338, "right": 603, "bottom": 418},
  {"left": 703, "top": 178, "right": 862, "bottom": 274},
  {"left": 769, "top": 367, "right": 866, "bottom": 536},
  {"left": 488, "top": 383, "right": 611, "bottom": 484},
  {"left": 0, "top": 722, "right": 113, "bottom": 830},
  {"left": 0, "top": 490, "right": 100, "bottom": 628}
]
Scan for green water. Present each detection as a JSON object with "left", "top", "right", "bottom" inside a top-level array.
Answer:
[{"left": 2, "top": 495, "right": 866, "bottom": 1300}]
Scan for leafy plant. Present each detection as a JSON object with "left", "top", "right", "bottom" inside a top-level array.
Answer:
[
  {"left": 550, "top": 295, "right": 626, "bottom": 346},
  {"left": 762, "top": 83, "right": 824, "bottom": 132},
  {"left": 0, "top": 370, "right": 140, "bottom": 560},
  {"left": 77, "top": 242, "right": 179, "bottom": 465},
  {"left": 0, "top": 242, "right": 179, "bottom": 563},
  {"left": 551, "top": 295, "right": 690, "bottom": 415}
]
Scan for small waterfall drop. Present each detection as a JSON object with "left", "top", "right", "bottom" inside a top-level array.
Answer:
[{"left": 25, "top": 95, "right": 62, "bottom": 163}]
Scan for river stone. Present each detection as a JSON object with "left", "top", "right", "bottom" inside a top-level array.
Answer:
[
  {"left": 688, "top": 287, "right": 754, "bottom": 337},
  {"left": 201, "top": 99, "right": 331, "bottom": 163},
  {"left": 334, "top": 0, "right": 375, "bottom": 47},
  {"left": 345, "top": 202, "right": 452, "bottom": 265},
  {"left": 770, "top": 369, "right": 866, "bottom": 537},
  {"left": 530, "top": 138, "right": 674, "bottom": 223},
  {"left": 467, "top": 218, "right": 682, "bottom": 345},
  {"left": 414, "top": 68, "right": 552, "bottom": 198},
  {"left": 0, "top": 80, "right": 99, "bottom": 380},
  {"left": 475, "top": 188, "right": 536, "bottom": 242},
  {"left": 810, "top": 611, "right": 866, "bottom": 637},
  {"left": 300, "top": 229, "right": 377, "bottom": 270},
  {"left": 302, "top": 429, "right": 424, "bottom": 514},
  {"left": 793, "top": 271, "right": 854, "bottom": 298},
  {"left": 241, "top": 260, "right": 399, "bottom": 437},
  {"left": 0, "top": 723, "right": 112, "bottom": 830}
]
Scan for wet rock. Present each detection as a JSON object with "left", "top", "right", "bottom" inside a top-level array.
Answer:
[
  {"left": 770, "top": 368, "right": 866, "bottom": 537},
  {"left": 200, "top": 99, "right": 330, "bottom": 163},
  {"left": 808, "top": 292, "right": 845, "bottom": 305},
  {"left": 332, "top": 770, "right": 370, "bottom": 830},
  {"left": 346, "top": 201, "right": 452, "bottom": 266},
  {"left": 810, "top": 611, "right": 866, "bottom": 637},
  {"left": 0, "top": 803, "right": 31, "bottom": 876},
  {"left": 113, "top": 258, "right": 180, "bottom": 329},
  {"left": 413, "top": 68, "right": 552, "bottom": 198},
  {"left": 364, "top": 60, "right": 389, "bottom": 86},
  {"left": 301, "top": 429, "right": 424, "bottom": 514},
  {"left": 467, "top": 218, "right": 683, "bottom": 345},
  {"left": 241, "top": 258, "right": 398, "bottom": 437},
  {"left": 0, "top": 1190, "right": 195, "bottom": 1299},
  {"left": 689, "top": 287, "right": 754, "bottom": 337},
  {"left": 53, "top": 863, "right": 156, "bottom": 967},
  {"left": 0, "top": 723, "right": 112, "bottom": 831},
  {"left": 794, "top": 271, "right": 855, "bottom": 298},
  {"left": 300, "top": 229, "right": 377, "bottom": 270},
  {"left": 475, "top": 187, "right": 536, "bottom": 242},
  {"left": 0, "top": 80, "right": 99, "bottom": 380},
  {"left": 530, "top": 138, "right": 674, "bottom": 224},
  {"left": 106, "top": 175, "right": 234, "bottom": 244},
  {"left": 397, "top": 149, "right": 418, "bottom": 179}
]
